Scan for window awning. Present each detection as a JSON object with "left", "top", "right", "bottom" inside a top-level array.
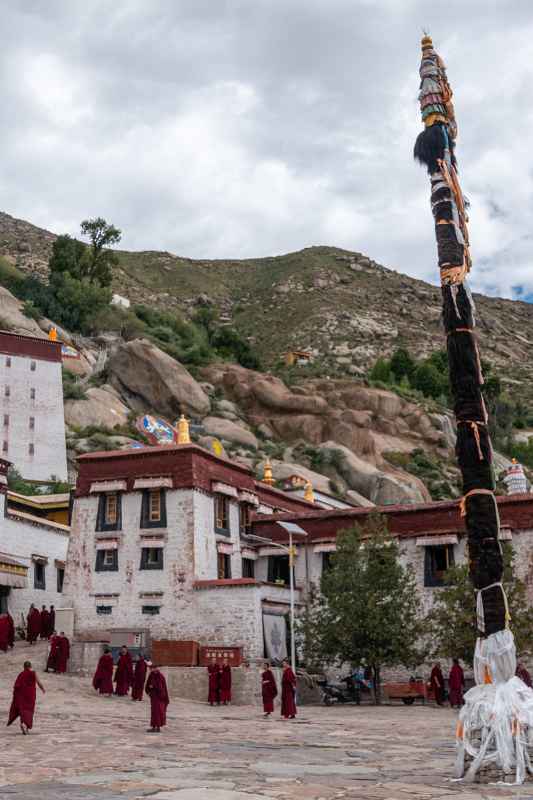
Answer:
[
  {"left": 133, "top": 477, "right": 173, "bottom": 490},
  {"left": 416, "top": 535, "right": 458, "bottom": 547},
  {"left": 141, "top": 538, "right": 165, "bottom": 548},
  {"left": 95, "top": 540, "right": 118, "bottom": 551},
  {"left": 313, "top": 542, "right": 337, "bottom": 554},
  {"left": 32, "top": 554, "right": 49, "bottom": 564},
  {"left": 238, "top": 491, "right": 259, "bottom": 506},
  {"left": 259, "top": 546, "right": 292, "bottom": 557},
  {"left": 499, "top": 527, "right": 512, "bottom": 541},
  {"left": 212, "top": 481, "right": 239, "bottom": 498},
  {"left": 217, "top": 542, "right": 234, "bottom": 555},
  {"left": 90, "top": 480, "right": 127, "bottom": 493},
  {"left": 0, "top": 556, "right": 28, "bottom": 588}
]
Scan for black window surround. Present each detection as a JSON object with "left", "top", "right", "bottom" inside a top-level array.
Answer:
[
  {"left": 140, "top": 547, "right": 164, "bottom": 570},
  {"left": 424, "top": 544, "right": 455, "bottom": 587},
  {"left": 242, "top": 557, "right": 255, "bottom": 579},
  {"left": 57, "top": 567, "right": 65, "bottom": 593},
  {"left": 95, "top": 549, "right": 119, "bottom": 572},
  {"left": 239, "top": 503, "right": 253, "bottom": 536},
  {"left": 267, "top": 555, "right": 292, "bottom": 586},
  {"left": 140, "top": 489, "right": 167, "bottom": 529},
  {"left": 214, "top": 494, "right": 230, "bottom": 535},
  {"left": 217, "top": 552, "right": 232, "bottom": 579},
  {"left": 96, "top": 605, "right": 113, "bottom": 615},
  {"left": 95, "top": 493, "right": 122, "bottom": 532},
  {"left": 142, "top": 605, "right": 161, "bottom": 615},
  {"left": 34, "top": 562, "right": 46, "bottom": 590}
]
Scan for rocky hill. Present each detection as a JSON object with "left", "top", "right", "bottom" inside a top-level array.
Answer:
[{"left": 0, "top": 210, "right": 524, "bottom": 505}]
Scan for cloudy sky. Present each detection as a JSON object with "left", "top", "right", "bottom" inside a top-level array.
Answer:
[{"left": 2, "top": 1, "right": 533, "bottom": 298}]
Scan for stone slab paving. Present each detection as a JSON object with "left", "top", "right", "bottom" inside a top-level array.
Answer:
[{"left": 1, "top": 642, "right": 532, "bottom": 799}]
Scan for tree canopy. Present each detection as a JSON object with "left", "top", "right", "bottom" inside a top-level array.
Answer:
[{"left": 298, "top": 514, "right": 425, "bottom": 701}]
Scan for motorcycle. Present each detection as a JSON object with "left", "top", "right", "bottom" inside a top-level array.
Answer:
[{"left": 319, "top": 674, "right": 361, "bottom": 706}]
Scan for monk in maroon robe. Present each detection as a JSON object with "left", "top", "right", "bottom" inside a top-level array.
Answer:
[
  {"left": 93, "top": 647, "right": 114, "bottom": 695},
  {"left": 430, "top": 662, "right": 445, "bottom": 706},
  {"left": 220, "top": 658, "right": 232, "bottom": 704},
  {"left": 7, "top": 661, "right": 45, "bottom": 734},
  {"left": 40, "top": 606, "right": 50, "bottom": 640},
  {"left": 516, "top": 661, "right": 533, "bottom": 688},
  {"left": 132, "top": 653, "right": 148, "bottom": 701},
  {"left": 7, "top": 613, "right": 14, "bottom": 648},
  {"left": 281, "top": 660, "right": 297, "bottom": 719},
  {"left": 0, "top": 614, "right": 9, "bottom": 652},
  {"left": 261, "top": 662, "right": 277, "bottom": 716},
  {"left": 48, "top": 606, "right": 55, "bottom": 639},
  {"left": 448, "top": 658, "right": 465, "bottom": 708},
  {"left": 55, "top": 633, "right": 70, "bottom": 674},
  {"left": 145, "top": 663, "right": 169, "bottom": 732},
  {"left": 45, "top": 632, "right": 60, "bottom": 672},
  {"left": 114, "top": 646, "right": 133, "bottom": 696},
  {"left": 207, "top": 659, "right": 220, "bottom": 705},
  {"left": 26, "top": 605, "right": 41, "bottom": 644}
]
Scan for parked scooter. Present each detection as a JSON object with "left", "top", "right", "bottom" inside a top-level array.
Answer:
[{"left": 319, "top": 674, "right": 361, "bottom": 706}]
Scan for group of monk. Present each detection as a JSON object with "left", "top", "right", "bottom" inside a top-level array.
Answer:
[
  {"left": 45, "top": 631, "right": 70, "bottom": 674},
  {"left": 26, "top": 603, "right": 55, "bottom": 643},
  {"left": 92, "top": 646, "right": 169, "bottom": 732},
  {"left": 262, "top": 660, "right": 297, "bottom": 719},
  {"left": 0, "top": 612, "right": 15, "bottom": 652},
  {"left": 207, "top": 657, "right": 233, "bottom": 705},
  {"left": 431, "top": 658, "right": 533, "bottom": 708}
]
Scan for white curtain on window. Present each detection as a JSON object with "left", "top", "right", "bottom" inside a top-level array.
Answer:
[{"left": 263, "top": 612, "right": 287, "bottom": 663}]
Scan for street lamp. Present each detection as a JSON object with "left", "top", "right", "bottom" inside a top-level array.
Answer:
[{"left": 245, "top": 521, "right": 307, "bottom": 676}]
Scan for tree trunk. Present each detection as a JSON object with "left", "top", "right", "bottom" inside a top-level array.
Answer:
[{"left": 372, "top": 664, "right": 381, "bottom": 705}]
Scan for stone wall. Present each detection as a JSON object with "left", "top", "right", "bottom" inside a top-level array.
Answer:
[
  {"left": 0, "top": 351, "right": 67, "bottom": 481},
  {"left": 1, "top": 493, "right": 69, "bottom": 623}
]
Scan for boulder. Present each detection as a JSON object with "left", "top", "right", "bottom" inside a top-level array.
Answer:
[
  {"left": 107, "top": 339, "right": 210, "bottom": 419},
  {"left": 251, "top": 378, "right": 327, "bottom": 414},
  {"left": 202, "top": 417, "right": 258, "bottom": 450},
  {"left": 197, "top": 435, "right": 228, "bottom": 459},
  {"left": 65, "top": 387, "right": 130, "bottom": 430},
  {"left": 318, "top": 441, "right": 430, "bottom": 505},
  {"left": 0, "top": 285, "right": 45, "bottom": 336}
]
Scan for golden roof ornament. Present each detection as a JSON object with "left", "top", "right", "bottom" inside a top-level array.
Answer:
[
  {"left": 262, "top": 457, "right": 274, "bottom": 485},
  {"left": 177, "top": 414, "right": 191, "bottom": 444},
  {"left": 304, "top": 480, "right": 315, "bottom": 503},
  {"left": 48, "top": 327, "right": 58, "bottom": 342}
]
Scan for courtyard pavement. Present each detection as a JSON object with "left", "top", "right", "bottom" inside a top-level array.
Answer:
[{"left": 1, "top": 642, "right": 532, "bottom": 800}]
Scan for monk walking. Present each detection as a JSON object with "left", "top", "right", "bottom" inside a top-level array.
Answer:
[
  {"left": 45, "top": 631, "right": 60, "bottom": 672},
  {"left": 430, "top": 662, "right": 445, "bottom": 706},
  {"left": 145, "top": 663, "right": 169, "bottom": 733},
  {"left": 132, "top": 652, "right": 148, "bottom": 701},
  {"left": 7, "top": 661, "right": 45, "bottom": 734},
  {"left": 207, "top": 658, "right": 220, "bottom": 706},
  {"left": 93, "top": 647, "right": 114, "bottom": 696},
  {"left": 0, "top": 613, "right": 10, "bottom": 653},
  {"left": 281, "top": 659, "right": 297, "bottom": 719},
  {"left": 261, "top": 661, "right": 277, "bottom": 717},
  {"left": 48, "top": 605, "right": 55, "bottom": 639},
  {"left": 55, "top": 632, "right": 70, "bottom": 674},
  {"left": 448, "top": 658, "right": 465, "bottom": 708},
  {"left": 40, "top": 606, "right": 50, "bottom": 640},
  {"left": 26, "top": 605, "right": 41, "bottom": 644},
  {"left": 220, "top": 658, "right": 232, "bottom": 705},
  {"left": 7, "top": 612, "right": 14, "bottom": 649},
  {"left": 114, "top": 645, "right": 133, "bottom": 696}
]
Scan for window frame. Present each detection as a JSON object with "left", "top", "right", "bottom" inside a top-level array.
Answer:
[
  {"left": 95, "top": 549, "right": 119, "bottom": 572},
  {"left": 140, "top": 547, "right": 164, "bottom": 570},
  {"left": 424, "top": 544, "right": 455, "bottom": 587},
  {"left": 140, "top": 489, "right": 167, "bottom": 529},
  {"left": 34, "top": 561, "right": 46, "bottom": 590},
  {"left": 267, "top": 554, "right": 291, "bottom": 586},
  {"left": 242, "top": 557, "right": 255, "bottom": 579},
  {"left": 214, "top": 494, "right": 230, "bottom": 535},
  {"left": 95, "top": 493, "right": 122, "bottom": 532},
  {"left": 28, "top": 443, "right": 35, "bottom": 456},
  {"left": 239, "top": 503, "right": 253, "bottom": 536},
  {"left": 96, "top": 605, "right": 113, "bottom": 615},
  {"left": 57, "top": 566, "right": 65, "bottom": 593},
  {"left": 142, "top": 605, "right": 161, "bottom": 615},
  {"left": 217, "top": 552, "right": 232, "bottom": 579}
]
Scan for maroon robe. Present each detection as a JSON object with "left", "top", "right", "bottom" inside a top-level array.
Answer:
[
  {"left": 48, "top": 609, "right": 55, "bottom": 638},
  {"left": 26, "top": 608, "right": 41, "bottom": 644},
  {"left": 220, "top": 665, "right": 232, "bottom": 704},
  {"left": 430, "top": 665, "right": 445, "bottom": 705},
  {"left": 40, "top": 610, "right": 50, "bottom": 639},
  {"left": 146, "top": 669, "right": 169, "bottom": 728},
  {"left": 516, "top": 665, "right": 533, "bottom": 688},
  {"left": 262, "top": 669, "right": 277, "bottom": 713},
  {"left": 114, "top": 652, "right": 133, "bottom": 696},
  {"left": 46, "top": 635, "right": 60, "bottom": 672},
  {"left": 0, "top": 615, "right": 9, "bottom": 652},
  {"left": 207, "top": 664, "right": 220, "bottom": 705},
  {"left": 448, "top": 664, "right": 465, "bottom": 707},
  {"left": 93, "top": 653, "right": 114, "bottom": 695},
  {"left": 56, "top": 636, "right": 70, "bottom": 674},
  {"left": 132, "top": 657, "right": 147, "bottom": 701},
  {"left": 7, "top": 669, "right": 37, "bottom": 729},
  {"left": 281, "top": 666, "right": 297, "bottom": 718},
  {"left": 7, "top": 614, "right": 14, "bottom": 648}
]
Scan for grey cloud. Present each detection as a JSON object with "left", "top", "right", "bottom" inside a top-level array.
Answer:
[{"left": 2, "top": 0, "right": 533, "bottom": 298}]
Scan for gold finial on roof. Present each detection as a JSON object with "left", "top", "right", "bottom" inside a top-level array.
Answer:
[
  {"left": 304, "top": 480, "right": 315, "bottom": 503},
  {"left": 262, "top": 457, "right": 274, "bottom": 486},
  {"left": 48, "top": 327, "right": 58, "bottom": 342},
  {"left": 177, "top": 414, "right": 190, "bottom": 444}
]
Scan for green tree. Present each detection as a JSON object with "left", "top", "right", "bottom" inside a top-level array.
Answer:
[
  {"left": 49, "top": 234, "right": 87, "bottom": 279},
  {"left": 369, "top": 357, "right": 391, "bottom": 384},
  {"left": 412, "top": 362, "right": 442, "bottom": 398},
  {"left": 80, "top": 217, "right": 122, "bottom": 286},
  {"left": 426, "top": 545, "right": 533, "bottom": 666},
  {"left": 390, "top": 348, "right": 416, "bottom": 383},
  {"left": 298, "top": 514, "right": 425, "bottom": 702}
]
